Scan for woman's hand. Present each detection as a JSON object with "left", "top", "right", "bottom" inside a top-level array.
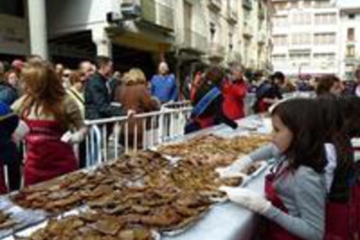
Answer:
[
  {"left": 219, "top": 186, "right": 272, "bottom": 214},
  {"left": 216, "top": 155, "right": 253, "bottom": 178},
  {"left": 12, "top": 120, "right": 30, "bottom": 143},
  {"left": 61, "top": 127, "right": 87, "bottom": 144}
]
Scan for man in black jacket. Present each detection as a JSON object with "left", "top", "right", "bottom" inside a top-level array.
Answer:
[
  {"left": 253, "top": 71, "right": 284, "bottom": 113},
  {"left": 85, "top": 56, "right": 124, "bottom": 120}
]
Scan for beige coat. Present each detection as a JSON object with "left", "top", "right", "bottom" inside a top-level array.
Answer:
[{"left": 114, "top": 82, "right": 160, "bottom": 148}]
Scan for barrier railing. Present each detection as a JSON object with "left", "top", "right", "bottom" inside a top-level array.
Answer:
[
  {"left": 84, "top": 106, "right": 192, "bottom": 166},
  {"left": 161, "top": 100, "right": 192, "bottom": 109}
]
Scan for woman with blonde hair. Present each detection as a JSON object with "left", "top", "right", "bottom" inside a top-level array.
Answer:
[
  {"left": 68, "top": 70, "right": 87, "bottom": 168},
  {"left": 68, "top": 70, "right": 86, "bottom": 118},
  {"left": 114, "top": 68, "right": 160, "bottom": 149},
  {"left": 12, "top": 60, "right": 87, "bottom": 186}
]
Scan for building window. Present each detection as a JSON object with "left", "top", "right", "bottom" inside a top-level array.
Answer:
[
  {"left": 313, "top": 53, "right": 335, "bottom": 68},
  {"left": 274, "top": 15, "right": 288, "bottom": 27},
  {"left": 229, "top": 32, "right": 233, "bottom": 50},
  {"left": 314, "top": 13, "right": 337, "bottom": 25},
  {"left": 290, "top": 1, "right": 298, "bottom": 9},
  {"left": 345, "top": 64, "right": 355, "bottom": 80},
  {"left": 273, "top": 35, "right": 288, "bottom": 46},
  {"left": 289, "top": 52, "right": 311, "bottom": 66},
  {"left": 272, "top": 54, "right": 287, "bottom": 63},
  {"left": 315, "top": 1, "right": 330, "bottom": 8},
  {"left": 292, "top": 33, "right": 311, "bottom": 45},
  {"left": 346, "top": 45, "right": 355, "bottom": 58},
  {"left": 292, "top": 13, "right": 312, "bottom": 25},
  {"left": 303, "top": 0, "right": 312, "bottom": 8},
  {"left": 210, "top": 22, "right": 216, "bottom": 41},
  {"left": 348, "top": 14, "right": 355, "bottom": 19},
  {"left": 313, "top": 53, "right": 335, "bottom": 61},
  {"left": 314, "top": 33, "right": 336, "bottom": 45},
  {"left": 347, "top": 28, "right": 355, "bottom": 41},
  {"left": 274, "top": 2, "right": 288, "bottom": 11}
]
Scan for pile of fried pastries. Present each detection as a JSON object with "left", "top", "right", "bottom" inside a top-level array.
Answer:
[
  {"left": 0, "top": 211, "right": 15, "bottom": 230},
  {"left": 11, "top": 134, "right": 269, "bottom": 236},
  {"left": 158, "top": 134, "right": 270, "bottom": 168},
  {"left": 14, "top": 212, "right": 155, "bottom": 240},
  {"left": 11, "top": 151, "right": 242, "bottom": 234}
]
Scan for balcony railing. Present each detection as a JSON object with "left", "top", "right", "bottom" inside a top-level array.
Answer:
[
  {"left": 347, "top": 37, "right": 356, "bottom": 43},
  {"left": 243, "top": 0, "right": 252, "bottom": 10},
  {"left": 156, "top": 1, "right": 174, "bottom": 30},
  {"left": 139, "top": 0, "right": 174, "bottom": 30},
  {"left": 139, "top": 0, "right": 155, "bottom": 22},
  {"left": 183, "top": 29, "right": 208, "bottom": 53},
  {"left": 227, "top": 9, "right": 238, "bottom": 24},
  {"left": 257, "top": 31, "right": 266, "bottom": 44},
  {"left": 243, "top": 21, "right": 254, "bottom": 37},
  {"left": 208, "top": 0, "right": 222, "bottom": 11},
  {"left": 258, "top": 61, "right": 267, "bottom": 70},
  {"left": 228, "top": 51, "right": 242, "bottom": 64},
  {"left": 258, "top": 8, "right": 265, "bottom": 19},
  {"left": 208, "top": 42, "right": 226, "bottom": 59},
  {"left": 345, "top": 54, "right": 356, "bottom": 60}
]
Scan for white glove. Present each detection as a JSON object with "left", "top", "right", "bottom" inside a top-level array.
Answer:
[
  {"left": 216, "top": 155, "right": 253, "bottom": 178},
  {"left": 12, "top": 120, "right": 30, "bottom": 143},
  {"left": 61, "top": 131, "right": 84, "bottom": 144},
  {"left": 219, "top": 186, "right": 271, "bottom": 214}
]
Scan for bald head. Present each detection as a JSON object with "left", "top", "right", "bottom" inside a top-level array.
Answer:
[
  {"left": 230, "top": 64, "right": 244, "bottom": 80},
  {"left": 158, "top": 62, "right": 169, "bottom": 75}
]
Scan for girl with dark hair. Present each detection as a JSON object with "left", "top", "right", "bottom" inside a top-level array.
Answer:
[{"left": 221, "top": 99, "right": 328, "bottom": 240}]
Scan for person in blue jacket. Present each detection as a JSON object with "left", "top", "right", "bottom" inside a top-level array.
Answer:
[{"left": 150, "top": 61, "right": 178, "bottom": 104}]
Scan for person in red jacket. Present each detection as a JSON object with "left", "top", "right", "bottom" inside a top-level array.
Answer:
[{"left": 222, "top": 64, "right": 247, "bottom": 120}]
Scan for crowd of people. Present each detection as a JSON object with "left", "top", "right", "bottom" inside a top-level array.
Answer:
[
  {"left": 188, "top": 65, "right": 360, "bottom": 239},
  {"left": 185, "top": 64, "right": 360, "bottom": 133},
  {"left": 1, "top": 54, "right": 360, "bottom": 239},
  {"left": 0, "top": 55, "right": 178, "bottom": 192}
]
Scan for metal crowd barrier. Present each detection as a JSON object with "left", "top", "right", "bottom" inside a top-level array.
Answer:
[
  {"left": 84, "top": 106, "right": 192, "bottom": 166},
  {"left": 244, "top": 93, "right": 256, "bottom": 116},
  {"left": 161, "top": 100, "right": 192, "bottom": 109}
]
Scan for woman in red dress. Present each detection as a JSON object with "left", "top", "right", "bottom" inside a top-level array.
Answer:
[{"left": 12, "top": 60, "right": 87, "bottom": 186}]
